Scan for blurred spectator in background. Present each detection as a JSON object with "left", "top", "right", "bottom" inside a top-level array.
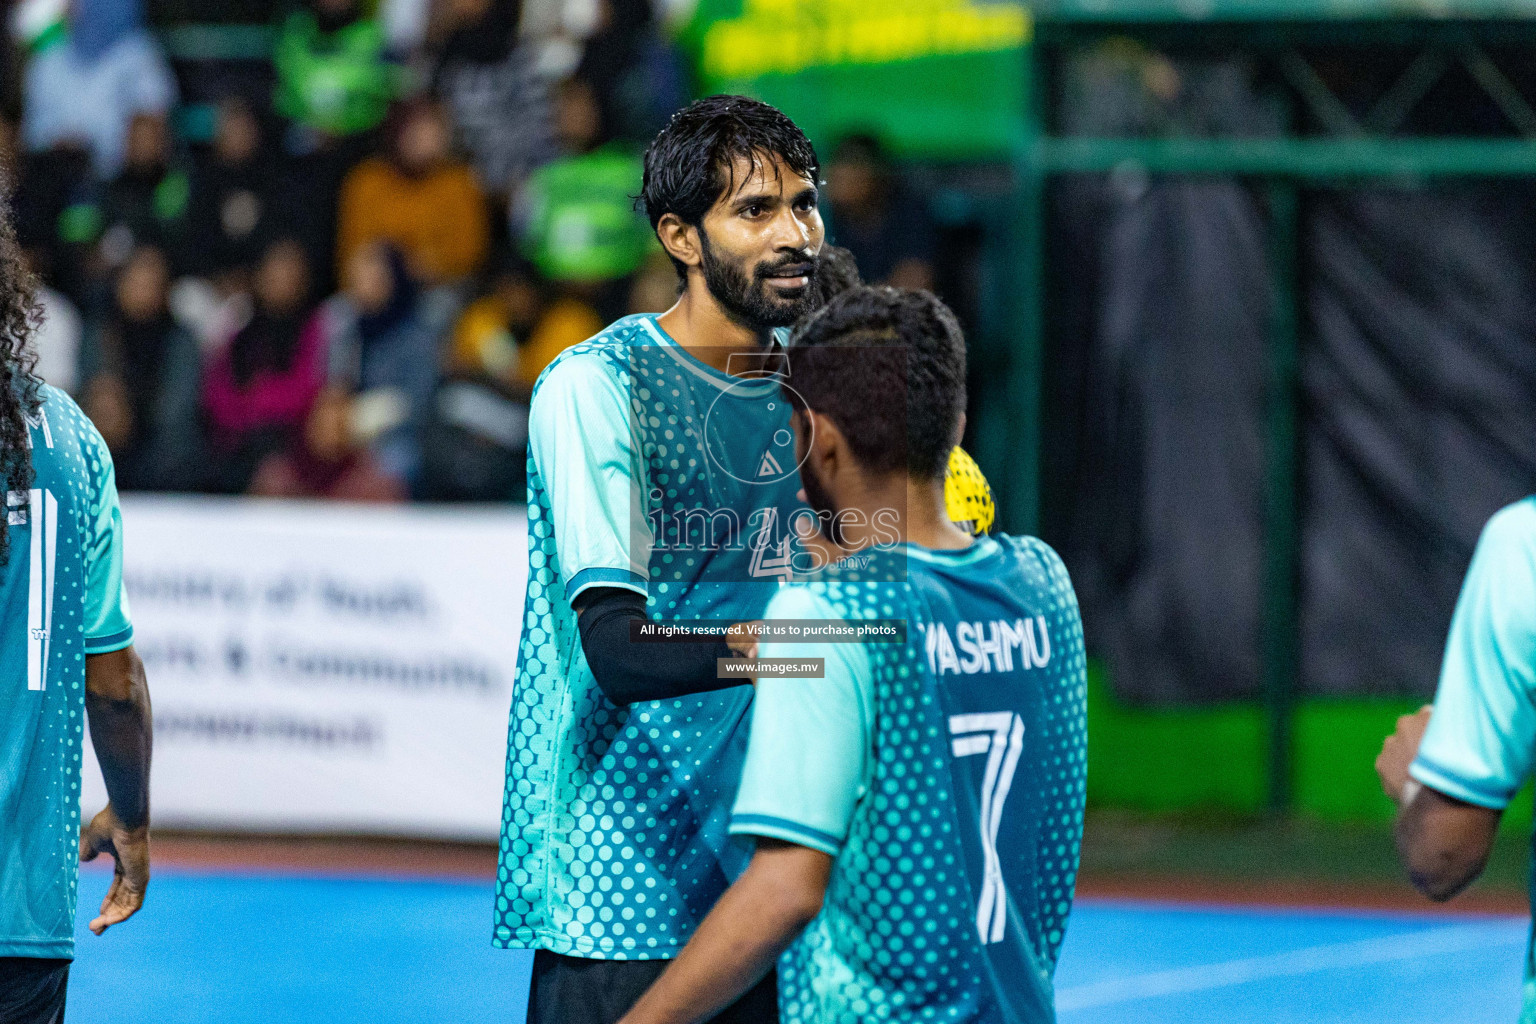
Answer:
[
  {"left": 187, "top": 96, "right": 278, "bottom": 294},
  {"left": 428, "top": 0, "right": 556, "bottom": 201},
  {"left": 269, "top": 0, "right": 398, "bottom": 300},
  {"left": 275, "top": 138, "right": 358, "bottom": 301},
  {"left": 97, "top": 112, "right": 190, "bottom": 273},
  {"left": 6, "top": 112, "right": 90, "bottom": 306},
  {"left": 26, "top": 250, "right": 82, "bottom": 394},
  {"left": 447, "top": 255, "right": 601, "bottom": 396},
  {"left": 80, "top": 245, "right": 202, "bottom": 490},
  {"left": 576, "top": 0, "right": 688, "bottom": 144},
  {"left": 380, "top": 0, "right": 433, "bottom": 54},
  {"left": 203, "top": 238, "right": 327, "bottom": 492},
  {"left": 336, "top": 98, "right": 489, "bottom": 287},
  {"left": 426, "top": 251, "right": 605, "bottom": 505},
  {"left": 515, "top": 0, "right": 594, "bottom": 75},
  {"left": 325, "top": 241, "right": 439, "bottom": 492},
  {"left": 424, "top": 259, "right": 545, "bottom": 500},
  {"left": 625, "top": 249, "right": 677, "bottom": 314},
  {"left": 21, "top": 0, "right": 177, "bottom": 178},
  {"left": 416, "top": 372, "right": 528, "bottom": 501},
  {"left": 249, "top": 386, "right": 406, "bottom": 501},
  {"left": 824, "top": 134, "right": 936, "bottom": 291},
  {"left": 3, "top": 0, "right": 685, "bottom": 504},
  {"left": 274, "top": 0, "right": 397, "bottom": 139},
  {"left": 11, "top": 136, "right": 97, "bottom": 305},
  {"left": 515, "top": 75, "right": 651, "bottom": 318}
]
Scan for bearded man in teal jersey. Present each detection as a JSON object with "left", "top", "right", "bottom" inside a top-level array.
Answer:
[{"left": 495, "top": 96, "right": 828, "bottom": 1024}]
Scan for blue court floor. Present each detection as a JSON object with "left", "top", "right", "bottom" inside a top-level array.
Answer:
[{"left": 67, "top": 866, "right": 1529, "bottom": 1024}]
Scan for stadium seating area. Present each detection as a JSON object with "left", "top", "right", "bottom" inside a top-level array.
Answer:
[
  {"left": 2, "top": 0, "right": 936, "bottom": 502},
  {"left": 5, "top": 0, "right": 683, "bottom": 501}
]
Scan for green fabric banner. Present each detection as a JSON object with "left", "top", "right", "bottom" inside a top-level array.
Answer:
[{"left": 677, "top": 0, "right": 1033, "bottom": 160}]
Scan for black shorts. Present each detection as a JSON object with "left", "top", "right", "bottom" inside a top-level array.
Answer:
[
  {"left": 0, "top": 957, "right": 69, "bottom": 1024},
  {"left": 527, "top": 950, "right": 778, "bottom": 1024}
]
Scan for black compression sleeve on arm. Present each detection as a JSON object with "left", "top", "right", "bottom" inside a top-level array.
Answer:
[{"left": 576, "top": 587, "right": 738, "bottom": 706}]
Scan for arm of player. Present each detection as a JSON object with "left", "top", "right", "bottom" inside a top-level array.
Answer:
[
  {"left": 617, "top": 840, "right": 832, "bottom": 1024},
  {"left": 1377, "top": 706, "right": 1500, "bottom": 901},
  {"left": 529, "top": 355, "right": 653, "bottom": 605},
  {"left": 1378, "top": 503, "right": 1536, "bottom": 902},
  {"left": 1395, "top": 787, "right": 1500, "bottom": 902},
  {"left": 77, "top": 425, "right": 150, "bottom": 934},
  {"left": 81, "top": 645, "right": 152, "bottom": 934},
  {"left": 575, "top": 588, "right": 758, "bottom": 704},
  {"left": 620, "top": 585, "right": 872, "bottom": 1022},
  {"left": 527, "top": 354, "right": 734, "bottom": 705}
]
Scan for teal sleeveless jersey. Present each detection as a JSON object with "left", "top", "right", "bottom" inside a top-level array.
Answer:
[
  {"left": 494, "top": 315, "right": 808, "bottom": 958},
  {"left": 0, "top": 385, "right": 134, "bottom": 960},
  {"left": 734, "top": 536, "right": 1088, "bottom": 1022}
]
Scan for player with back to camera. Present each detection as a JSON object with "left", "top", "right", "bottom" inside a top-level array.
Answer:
[
  {"left": 808, "top": 243, "right": 998, "bottom": 540},
  {"left": 1376, "top": 497, "right": 1536, "bottom": 1021},
  {"left": 0, "top": 174, "right": 153, "bottom": 1023},
  {"left": 617, "top": 286, "right": 1089, "bottom": 1024},
  {"left": 494, "top": 95, "right": 828, "bottom": 1024}
]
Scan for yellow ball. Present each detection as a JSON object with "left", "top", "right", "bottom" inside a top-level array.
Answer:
[{"left": 945, "top": 446, "right": 995, "bottom": 536}]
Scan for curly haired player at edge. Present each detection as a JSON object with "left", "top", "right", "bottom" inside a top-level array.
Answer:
[
  {"left": 618, "top": 287, "right": 1089, "bottom": 1024},
  {"left": 0, "top": 170, "right": 153, "bottom": 1022},
  {"left": 493, "top": 96, "right": 831, "bottom": 1024}
]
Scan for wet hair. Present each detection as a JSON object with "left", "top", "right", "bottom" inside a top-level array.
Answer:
[
  {"left": 641, "top": 95, "right": 819, "bottom": 278},
  {"left": 785, "top": 286, "right": 964, "bottom": 480},
  {"left": 0, "top": 168, "right": 42, "bottom": 565}
]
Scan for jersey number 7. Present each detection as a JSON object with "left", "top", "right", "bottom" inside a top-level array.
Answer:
[{"left": 950, "top": 712, "right": 1025, "bottom": 945}]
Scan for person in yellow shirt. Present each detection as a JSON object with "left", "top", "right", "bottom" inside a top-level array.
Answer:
[
  {"left": 336, "top": 98, "right": 490, "bottom": 286},
  {"left": 448, "top": 259, "right": 604, "bottom": 395}
]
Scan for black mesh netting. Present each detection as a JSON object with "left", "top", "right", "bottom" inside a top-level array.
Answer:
[{"left": 1045, "top": 179, "right": 1536, "bottom": 702}]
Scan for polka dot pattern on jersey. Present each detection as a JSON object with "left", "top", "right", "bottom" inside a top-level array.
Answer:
[
  {"left": 775, "top": 538, "right": 1088, "bottom": 1023},
  {"left": 494, "top": 316, "right": 808, "bottom": 959},
  {"left": 3, "top": 386, "right": 128, "bottom": 957}
]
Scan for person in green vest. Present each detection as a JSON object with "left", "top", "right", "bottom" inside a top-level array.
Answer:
[
  {"left": 515, "top": 76, "right": 655, "bottom": 289},
  {"left": 273, "top": 0, "right": 399, "bottom": 138}
]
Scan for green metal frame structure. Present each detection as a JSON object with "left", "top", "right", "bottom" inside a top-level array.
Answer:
[{"left": 988, "top": 6, "right": 1536, "bottom": 812}]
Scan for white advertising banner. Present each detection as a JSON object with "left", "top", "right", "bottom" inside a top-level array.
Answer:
[{"left": 80, "top": 497, "right": 528, "bottom": 841}]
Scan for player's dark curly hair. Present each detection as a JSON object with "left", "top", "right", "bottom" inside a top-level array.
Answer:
[
  {"left": 641, "top": 95, "right": 819, "bottom": 281},
  {"left": 785, "top": 286, "right": 965, "bottom": 481},
  {"left": 0, "top": 167, "right": 42, "bottom": 567}
]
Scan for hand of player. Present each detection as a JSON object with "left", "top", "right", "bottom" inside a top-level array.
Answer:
[
  {"left": 80, "top": 803, "right": 149, "bottom": 935},
  {"left": 726, "top": 621, "right": 761, "bottom": 661},
  {"left": 1376, "top": 705, "right": 1433, "bottom": 806}
]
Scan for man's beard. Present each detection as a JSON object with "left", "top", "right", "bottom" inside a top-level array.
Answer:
[
  {"left": 699, "top": 229, "right": 819, "bottom": 331},
  {"left": 799, "top": 454, "right": 846, "bottom": 548}
]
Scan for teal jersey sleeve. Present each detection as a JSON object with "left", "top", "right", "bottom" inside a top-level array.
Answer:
[
  {"left": 731, "top": 586, "right": 874, "bottom": 856},
  {"left": 528, "top": 353, "right": 653, "bottom": 604},
  {"left": 1411, "top": 500, "right": 1536, "bottom": 809},
  {"left": 81, "top": 425, "right": 132, "bottom": 653}
]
